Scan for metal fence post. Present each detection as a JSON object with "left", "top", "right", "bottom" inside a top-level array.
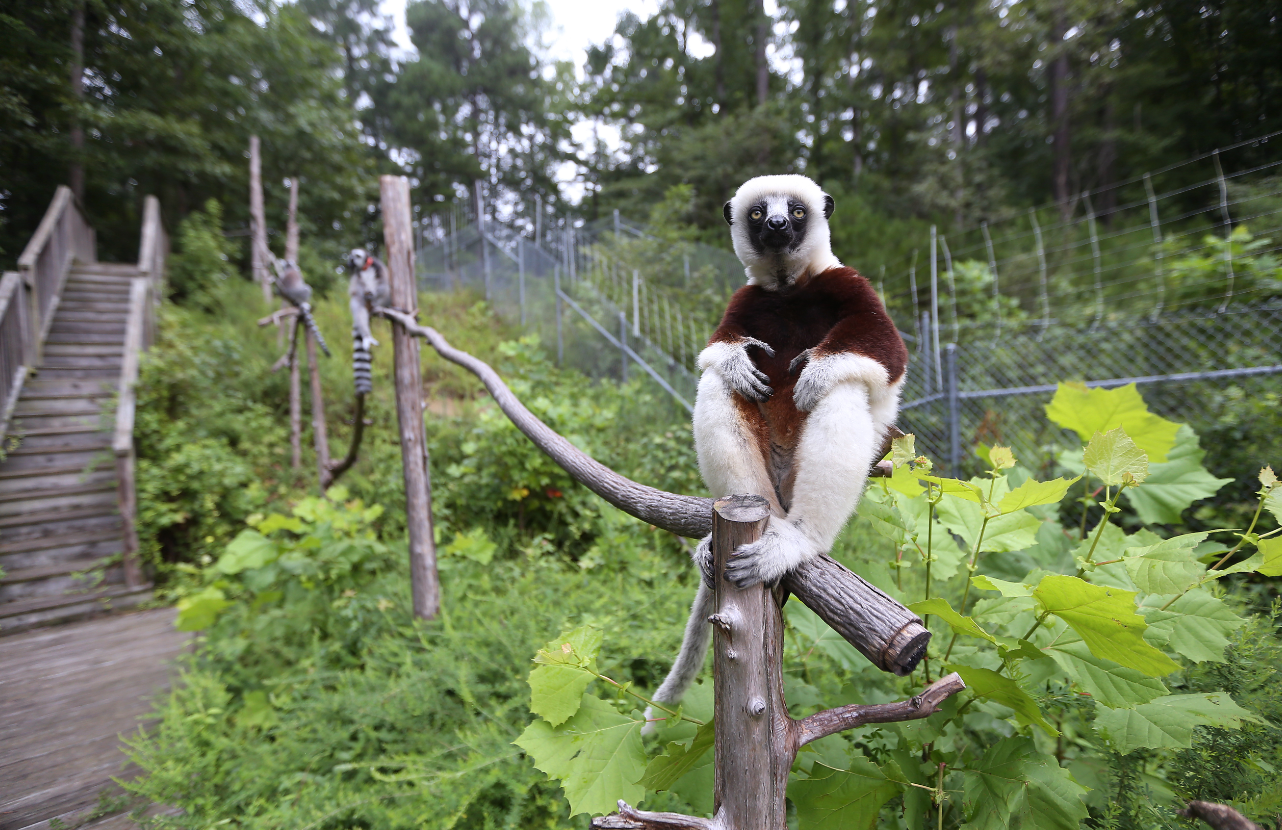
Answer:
[
  {"left": 982, "top": 221, "right": 1001, "bottom": 343},
  {"left": 632, "top": 270, "right": 641, "bottom": 337},
  {"left": 1144, "top": 173, "right": 1164, "bottom": 319},
  {"left": 1085, "top": 192, "right": 1103, "bottom": 328},
  {"left": 619, "top": 311, "right": 629, "bottom": 382},
  {"left": 518, "top": 237, "right": 526, "bottom": 326},
  {"left": 1031, "top": 210, "right": 1050, "bottom": 338},
  {"left": 945, "top": 343, "right": 960, "bottom": 474},
  {"left": 930, "top": 226, "right": 942, "bottom": 393},
  {"left": 555, "top": 264, "right": 563, "bottom": 365},
  {"left": 1213, "top": 149, "right": 1236, "bottom": 312}
]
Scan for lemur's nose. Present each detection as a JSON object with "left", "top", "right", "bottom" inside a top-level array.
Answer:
[{"left": 765, "top": 215, "right": 788, "bottom": 231}]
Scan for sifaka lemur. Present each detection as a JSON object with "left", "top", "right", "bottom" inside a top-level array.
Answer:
[
  {"left": 344, "top": 249, "right": 392, "bottom": 394},
  {"left": 646, "top": 174, "right": 908, "bottom": 725}
]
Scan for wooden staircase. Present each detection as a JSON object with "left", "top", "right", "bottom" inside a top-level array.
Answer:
[{"left": 0, "top": 189, "right": 166, "bottom": 635}]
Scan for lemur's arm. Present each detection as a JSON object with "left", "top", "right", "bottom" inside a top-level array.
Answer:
[
  {"left": 699, "top": 291, "right": 775, "bottom": 401},
  {"left": 789, "top": 276, "right": 907, "bottom": 411}
]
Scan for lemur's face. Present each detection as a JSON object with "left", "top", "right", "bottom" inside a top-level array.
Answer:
[
  {"left": 346, "top": 248, "right": 368, "bottom": 272},
  {"left": 741, "top": 195, "right": 813, "bottom": 254},
  {"left": 723, "top": 174, "right": 839, "bottom": 287}
]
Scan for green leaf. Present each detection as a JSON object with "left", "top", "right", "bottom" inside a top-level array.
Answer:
[
  {"left": 1045, "top": 382, "right": 1180, "bottom": 463},
  {"left": 254, "top": 513, "right": 306, "bottom": 535},
  {"left": 175, "top": 586, "right": 231, "bottom": 631},
  {"left": 938, "top": 495, "right": 1042, "bottom": 554},
  {"left": 997, "top": 476, "right": 1080, "bottom": 514},
  {"left": 534, "top": 625, "right": 604, "bottom": 669},
  {"left": 443, "top": 526, "right": 497, "bottom": 564},
  {"left": 910, "top": 598, "right": 996, "bottom": 644},
  {"left": 1032, "top": 575, "right": 1179, "bottom": 677},
  {"left": 1095, "top": 693, "right": 1266, "bottom": 754},
  {"left": 790, "top": 756, "right": 899, "bottom": 830},
  {"left": 1122, "top": 426, "right": 1231, "bottom": 524},
  {"left": 947, "top": 663, "right": 1057, "bottom": 735},
  {"left": 216, "top": 530, "right": 278, "bottom": 575},
  {"left": 529, "top": 626, "right": 604, "bottom": 726},
  {"left": 988, "top": 446, "right": 1017, "bottom": 470},
  {"left": 1043, "top": 637, "right": 1168, "bottom": 709},
  {"left": 1123, "top": 532, "right": 1210, "bottom": 594},
  {"left": 1082, "top": 428, "right": 1148, "bottom": 486},
  {"left": 1140, "top": 589, "right": 1245, "bottom": 663},
  {"left": 963, "top": 737, "right": 1089, "bottom": 830},
  {"left": 1219, "top": 537, "right": 1282, "bottom": 578},
  {"left": 640, "top": 720, "right": 713, "bottom": 792},
  {"left": 787, "top": 604, "right": 866, "bottom": 673},
  {"left": 891, "top": 433, "right": 916, "bottom": 467},
  {"left": 971, "top": 575, "right": 1033, "bottom": 597},
  {"left": 514, "top": 694, "right": 647, "bottom": 817}
]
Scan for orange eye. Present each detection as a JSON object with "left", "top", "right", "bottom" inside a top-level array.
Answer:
[
  {"left": 750, "top": 208, "right": 763, "bottom": 220},
  {"left": 793, "top": 207, "right": 806, "bottom": 218}
]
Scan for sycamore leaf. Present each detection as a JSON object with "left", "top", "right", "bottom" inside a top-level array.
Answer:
[
  {"left": 1140, "top": 589, "right": 1245, "bottom": 663},
  {"left": 514, "top": 694, "right": 647, "bottom": 817},
  {"left": 787, "top": 604, "right": 867, "bottom": 673},
  {"left": 640, "top": 719, "right": 714, "bottom": 792},
  {"left": 1082, "top": 429, "right": 1148, "bottom": 486},
  {"left": 891, "top": 433, "right": 916, "bottom": 467},
  {"left": 922, "top": 475, "right": 987, "bottom": 503},
  {"left": 972, "top": 575, "right": 1034, "bottom": 597},
  {"left": 1043, "top": 636, "right": 1168, "bottom": 709},
  {"left": 1095, "top": 693, "right": 1265, "bottom": 754},
  {"left": 938, "top": 496, "right": 1042, "bottom": 554},
  {"left": 255, "top": 513, "right": 306, "bottom": 535},
  {"left": 989, "top": 446, "right": 1017, "bottom": 470},
  {"left": 947, "top": 663, "right": 1057, "bottom": 735},
  {"left": 530, "top": 627, "right": 603, "bottom": 727},
  {"left": 1045, "top": 382, "right": 1179, "bottom": 463},
  {"left": 1033, "top": 575, "right": 1179, "bottom": 677},
  {"left": 1218, "top": 537, "right": 1282, "bottom": 578},
  {"left": 963, "top": 737, "right": 1089, "bottom": 830},
  {"left": 1122, "top": 426, "right": 1231, "bottom": 524},
  {"left": 1123, "top": 532, "right": 1210, "bottom": 595},
  {"left": 790, "top": 756, "right": 899, "bottom": 830},
  {"left": 1262, "top": 467, "right": 1282, "bottom": 523},
  {"left": 911, "top": 598, "right": 996, "bottom": 644},
  {"left": 998, "top": 476, "right": 1080, "bottom": 514},
  {"left": 216, "top": 530, "right": 278, "bottom": 574},
  {"left": 175, "top": 586, "right": 231, "bottom": 631}
]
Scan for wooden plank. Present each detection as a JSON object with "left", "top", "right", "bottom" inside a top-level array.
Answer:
[
  {"left": 1, "top": 536, "right": 124, "bottom": 573},
  {"left": 0, "top": 522, "right": 121, "bottom": 551},
  {"left": 0, "top": 470, "right": 116, "bottom": 498},
  {"left": 16, "top": 187, "right": 71, "bottom": 271},
  {"left": 0, "top": 488, "right": 116, "bottom": 518},
  {"left": 0, "top": 449, "right": 111, "bottom": 475}
]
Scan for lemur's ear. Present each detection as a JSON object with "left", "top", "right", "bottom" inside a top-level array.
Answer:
[
  {"left": 822, "top": 193, "right": 835, "bottom": 219},
  {"left": 723, "top": 201, "right": 734, "bottom": 226}
]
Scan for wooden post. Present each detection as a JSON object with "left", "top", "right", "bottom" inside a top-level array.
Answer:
[
  {"left": 381, "top": 175, "right": 440, "bottom": 620},
  {"left": 249, "top": 136, "right": 271, "bottom": 305},
  {"left": 285, "top": 177, "right": 300, "bottom": 262},
  {"left": 307, "top": 328, "right": 329, "bottom": 481},
  {"left": 289, "top": 318, "right": 302, "bottom": 469}
]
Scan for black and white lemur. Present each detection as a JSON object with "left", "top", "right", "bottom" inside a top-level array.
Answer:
[
  {"left": 646, "top": 174, "right": 908, "bottom": 726},
  {"left": 344, "top": 249, "right": 391, "bottom": 394}
]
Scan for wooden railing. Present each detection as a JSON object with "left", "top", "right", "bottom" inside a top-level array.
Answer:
[
  {"left": 115, "top": 195, "right": 167, "bottom": 588},
  {"left": 0, "top": 186, "right": 97, "bottom": 436}
]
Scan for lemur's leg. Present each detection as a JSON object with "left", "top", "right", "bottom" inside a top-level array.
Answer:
[{"left": 350, "top": 292, "right": 376, "bottom": 351}]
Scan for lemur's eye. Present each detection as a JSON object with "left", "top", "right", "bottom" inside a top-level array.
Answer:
[
  {"left": 750, "top": 208, "right": 763, "bottom": 220},
  {"left": 793, "top": 207, "right": 806, "bottom": 219}
]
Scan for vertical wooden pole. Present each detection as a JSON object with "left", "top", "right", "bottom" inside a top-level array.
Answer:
[
  {"left": 289, "top": 318, "right": 302, "bottom": 469},
  {"left": 381, "top": 175, "right": 440, "bottom": 621},
  {"left": 307, "top": 329, "right": 329, "bottom": 482},
  {"left": 249, "top": 136, "right": 272, "bottom": 305},
  {"left": 710, "top": 495, "right": 785, "bottom": 830},
  {"left": 285, "top": 177, "right": 300, "bottom": 262}
]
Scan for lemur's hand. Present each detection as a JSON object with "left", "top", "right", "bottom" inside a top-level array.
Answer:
[
  {"left": 723, "top": 518, "right": 817, "bottom": 588},
  {"left": 692, "top": 535, "right": 714, "bottom": 590},
  {"left": 791, "top": 351, "right": 832, "bottom": 412},
  {"left": 713, "top": 338, "right": 775, "bottom": 401}
]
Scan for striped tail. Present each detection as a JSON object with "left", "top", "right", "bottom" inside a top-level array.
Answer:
[
  {"left": 299, "top": 304, "right": 331, "bottom": 357},
  {"left": 353, "top": 337, "right": 373, "bottom": 394}
]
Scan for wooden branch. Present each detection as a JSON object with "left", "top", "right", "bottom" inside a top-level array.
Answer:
[
  {"left": 1179, "top": 802, "right": 1264, "bottom": 830},
  {"left": 322, "top": 393, "right": 365, "bottom": 489},
  {"left": 375, "top": 305, "right": 931, "bottom": 676},
  {"left": 258, "top": 306, "right": 299, "bottom": 327},
  {"left": 591, "top": 801, "right": 715, "bottom": 830},
  {"left": 289, "top": 318, "right": 301, "bottom": 470},
  {"left": 272, "top": 315, "right": 302, "bottom": 373},
  {"left": 795, "top": 672, "right": 965, "bottom": 747},
  {"left": 306, "top": 327, "right": 330, "bottom": 481}
]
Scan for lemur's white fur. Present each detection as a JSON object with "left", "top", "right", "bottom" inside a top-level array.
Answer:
[
  {"left": 727, "top": 174, "right": 841, "bottom": 289},
  {"left": 346, "top": 249, "right": 391, "bottom": 352},
  {"left": 644, "top": 176, "right": 901, "bottom": 728}
]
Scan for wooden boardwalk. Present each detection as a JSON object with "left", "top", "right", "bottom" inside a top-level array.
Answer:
[{"left": 0, "top": 608, "right": 188, "bottom": 830}]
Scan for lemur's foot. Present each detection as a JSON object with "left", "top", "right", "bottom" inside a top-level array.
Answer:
[
  {"left": 792, "top": 354, "right": 836, "bottom": 412},
  {"left": 692, "top": 535, "right": 714, "bottom": 589},
  {"left": 724, "top": 518, "right": 816, "bottom": 588}
]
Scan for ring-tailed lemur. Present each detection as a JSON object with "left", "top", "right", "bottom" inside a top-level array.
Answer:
[
  {"left": 645, "top": 174, "right": 908, "bottom": 728},
  {"left": 274, "top": 259, "right": 330, "bottom": 357},
  {"left": 344, "top": 249, "right": 391, "bottom": 394}
]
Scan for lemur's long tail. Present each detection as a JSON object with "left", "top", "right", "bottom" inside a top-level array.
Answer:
[
  {"left": 642, "top": 582, "right": 714, "bottom": 734},
  {"left": 299, "top": 304, "right": 331, "bottom": 357},
  {"left": 352, "top": 337, "right": 373, "bottom": 394}
]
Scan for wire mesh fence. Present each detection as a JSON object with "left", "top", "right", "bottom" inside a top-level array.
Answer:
[{"left": 416, "top": 133, "right": 1282, "bottom": 478}]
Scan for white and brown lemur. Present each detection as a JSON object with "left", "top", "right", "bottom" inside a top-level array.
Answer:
[
  {"left": 645, "top": 174, "right": 908, "bottom": 726},
  {"left": 344, "top": 249, "right": 391, "bottom": 394}
]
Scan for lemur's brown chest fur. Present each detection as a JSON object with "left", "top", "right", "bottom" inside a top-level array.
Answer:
[{"left": 710, "top": 266, "right": 907, "bottom": 506}]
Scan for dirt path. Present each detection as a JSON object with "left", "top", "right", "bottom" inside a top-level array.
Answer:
[{"left": 0, "top": 608, "right": 188, "bottom": 829}]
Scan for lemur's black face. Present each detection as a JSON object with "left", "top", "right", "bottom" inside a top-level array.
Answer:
[
  {"left": 723, "top": 192, "right": 836, "bottom": 256},
  {"left": 346, "top": 249, "right": 368, "bottom": 272}
]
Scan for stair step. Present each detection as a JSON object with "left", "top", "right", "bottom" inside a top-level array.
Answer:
[
  {"left": 15, "top": 378, "right": 115, "bottom": 397},
  {"left": 51, "top": 308, "right": 130, "bottom": 322},
  {"left": 65, "top": 274, "right": 134, "bottom": 287},
  {"left": 13, "top": 397, "right": 106, "bottom": 416},
  {"left": 7, "top": 433, "right": 111, "bottom": 454},
  {"left": 29, "top": 366, "right": 121, "bottom": 381},
  {"left": 5, "top": 422, "right": 107, "bottom": 438},
  {"left": 45, "top": 332, "right": 127, "bottom": 346},
  {"left": 49, "top": 321, "right": 128, "bottom": 335},
  {"left": 0, "top": 518, "right": 121, "bottom": 549},
  {"left": 0, "top": 486, "right": 117, "bottom": 517},
  {"left": 0, "top": 584, "right": 151, "bottom": 634},
  {"left": 70, "top": 263, "right": 140, "bottom": 278},
  {"left": 37, "top": 359, "right": 123, "bottom": 373},
  {"left": 0, "top": 560, "right": 125, "bottom": 603},
  {"left": 42, "top": 342, "right": 123, "bottom": 355},
  {"left": 0, "top": 470, "right": 117, "bottom": 501},
  {"left": 59, "top": 287, "right": 132, "bottom": 300},
  {"left": 52, "top": 302, "right": 131, "bottom": 314},
  {"left": 0, "top": 449, "right": 112, "bottom": 477},
  {"left": 10, "top": 413, "right": 107, "bottom": 433}
]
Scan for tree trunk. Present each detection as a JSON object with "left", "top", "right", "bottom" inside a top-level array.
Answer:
[
  {"left": 249, "top": 136, "right": 272, "bottom": 304},
  {"left": 68, "top": 0, "right": 86, "bottom": 205},
  {"left": 949, "top": 22, "right": 964, "bottom": 229},
  {"left": 285, "top": 177, "right": 300, "bottom": 262},
  {"left": 289, "top": 319, "right": 302, "bottom": 469},
  {"left": 975, "top": 65, "right": 989, "bottom": 146},
  {"left": 754, "top": 0, "right": 769, "bottom": 107},
  {"left": 711, "top": 0, "right": 726, "bottom": 108},
  {"left": 306, "top": 329, "right": 329, "bottom": 484},
  {"left": 381, "top": 175, "right": 440, "bottom": 621},
  {"left": 1048, "top": 4, "right": 1072, "bottom": 219},
  {"left": 1097, "top": 97, "right": 1117, "bottom": 220}
]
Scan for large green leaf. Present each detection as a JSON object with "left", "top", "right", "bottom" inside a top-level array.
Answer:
[
  {"left": 911, "top": 598, "right": 996, "bottom": 645},
  {"left": 938, "top": 494, "right": 1042, "bottom": 555},
  {"left": 1032, "top": 575, "right": 1179, "bottom": 677},
  {"left": 216, "top": 530, "right": 279, "bottom": 574},
  {"left": 963, "top": 737, "right": 1089, "bottom": 830},
  {"left": 1042, "top": 636, "right": 1168, "bottom": 709},
  {"left": 640, "top": 719, "right": 714, "bottom": 792},
  {"left": 1122, "top": 427, "right": 1231, "bottom": 524},
  {"left": 1082, "top": 428, "right": 1149, "bottom": 486},
  {"left": 1044, "top": 382, "right": 1179, "bottom": 463},
  {"left": 1140, "top": 589, "right": 1245, "bottom": 663},
  {"left": 1218, "top": 536, "right": 1282, "bottom": 578},
  {"left": 787, "top": 604, "right": 867, "bottom": 673},
  {"left": 997, "top": 476, "right": 1080, "bottom": 514},
  {"left": 1123, "top": 532, "right": 1210, "bottom": 595},
  {"left": 947, "top": 663, "right": 1057, "bottom": 734},
  {"left": 175, "top": 586, "right": 231, "bottom": 631},
  {"left": 514, "top": 694, "right": 647, "bottom": 817},
  {"left": 529, "top": 626, "right": 604, "bottom": 726},
  {"left": 790, "top": 756, "right": 900, "bottom": 830},
  {"left": 1094, "top": 693, "right": 1265, "bottom": 754}
]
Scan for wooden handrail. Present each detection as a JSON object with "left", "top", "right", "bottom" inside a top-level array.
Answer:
[{"left": 16, "top": 187, "right": 72, "bottom": 273}]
